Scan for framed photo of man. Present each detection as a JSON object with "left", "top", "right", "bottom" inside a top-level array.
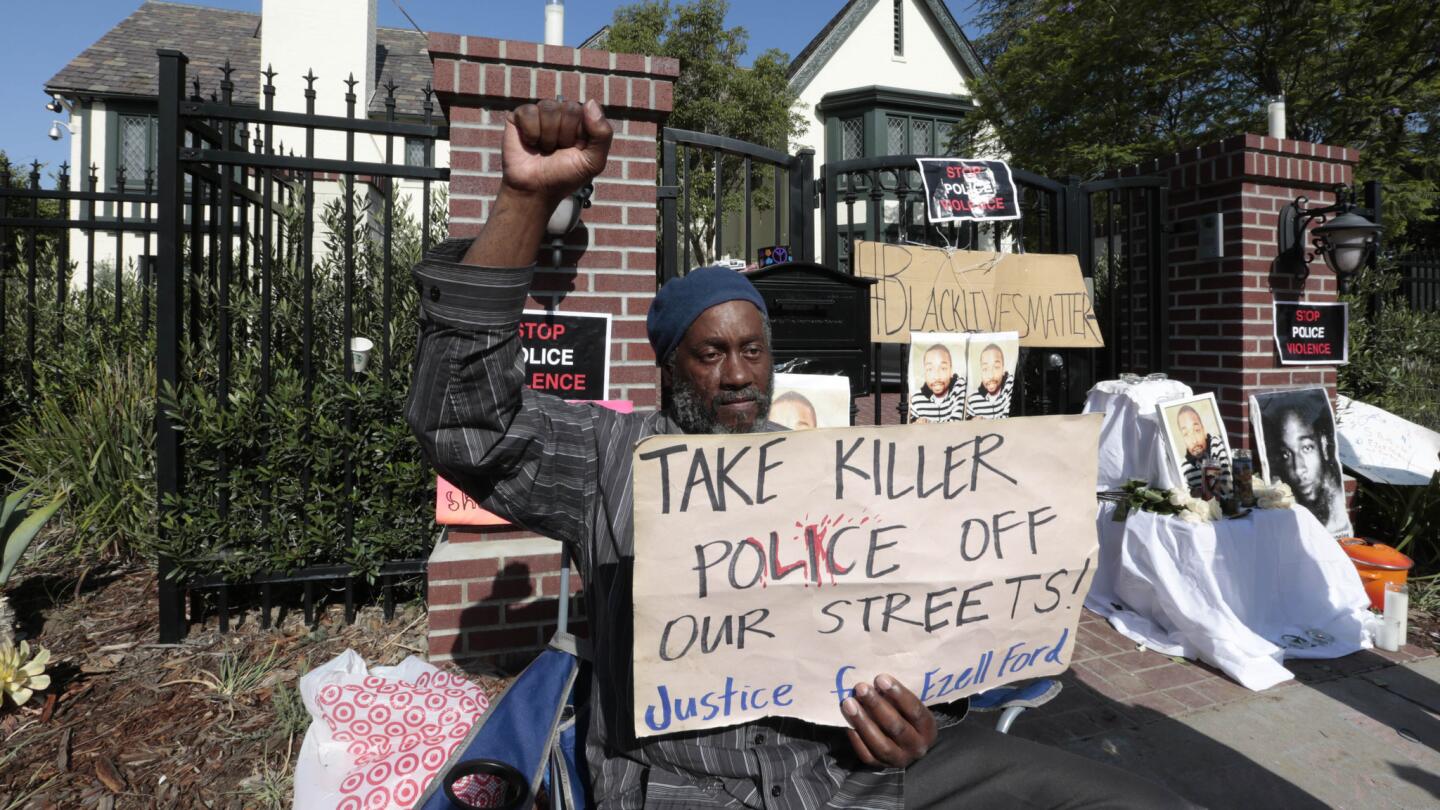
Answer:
[
  {"left": 1250, "top": 387, "right": 1353, "bottom": 537},
  {"left": 771, "top": 373, "right": 852, "bottom": 430},
  {"left": 907, "top": 332, "right": 969, "bottom": 423},
  {"left": 964, "top": 332, "right": 1019, "bottom": 420},
  {"left": 1156, "top": 393, "right": 1233, "bottom": 497}
]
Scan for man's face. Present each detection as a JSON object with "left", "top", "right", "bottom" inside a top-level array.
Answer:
[
  {"left": 770, "top": 398, "right": 816, "bottom": 430},
  {"left": 923, "top": 348, "right": 953, "bottom": 396},
  {"left": 1277, "top": 412, "right": 1323, "bottom": 499},
  {"left": 1179, "top": 410, "right": 1207, "bottom": 458},
  {"left": 667, "top": 300, "right": 773, "bottom": 435},
  {"left": 980, "top": 347, "right": 1005, "bottom": 395}
]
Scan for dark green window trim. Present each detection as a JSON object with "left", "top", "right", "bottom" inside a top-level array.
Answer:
[{"left": 893, "top": 0, "right": 904, "bottom": 57}]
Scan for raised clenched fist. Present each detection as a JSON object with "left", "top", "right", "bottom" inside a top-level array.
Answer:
[{"left": 501, "top": 98, "right": 614, "bottom": 206}]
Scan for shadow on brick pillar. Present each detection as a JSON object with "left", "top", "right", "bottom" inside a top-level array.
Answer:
[
  {"left": 422, "top": 34, "right": 675, "bottom": 667},
  {"left": 1149, "top": 133, "right": 1360, "bottom": 454}
]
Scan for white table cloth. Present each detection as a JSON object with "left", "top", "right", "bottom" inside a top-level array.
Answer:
[
  {"left": 1083, "top": 378, "right": 1196, "bottom": 492},
  {"left": 1100, "top": 507, "right": 1373, "bottom": 690},
  {"left": 1082, "top": 378, "right": 1195, "bottom": 611}
]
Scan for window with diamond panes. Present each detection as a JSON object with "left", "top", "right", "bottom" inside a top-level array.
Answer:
[
  {"left": 119, "top": 114, "right": 155, "bottom": 189},
  {"left": 911, "top": 118, "right": 933, "bottom": 156},
  {"left": 841, "top": 117, "right": 864, "bottom": 160},
  {"left": 405, "top": 137, "right": 430, "bottom": 168},
  {"left": 887, "top": 116, "right": 907, "bottom": 155}
]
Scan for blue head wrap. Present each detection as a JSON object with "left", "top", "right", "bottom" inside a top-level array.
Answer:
[{"left": 646, "top": 266, "right": 768, "bottom": 366}]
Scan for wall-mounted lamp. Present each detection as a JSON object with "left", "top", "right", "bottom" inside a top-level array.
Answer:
[
  {"left": 47, "top": 120, "right": 75, "bottom": 141},
  {"left": 545, "top": 183, "right": 592, "bottom": 268},
  {"left": 1277, "top": 184, "right": 1382, "bottom": 291},
  {"left": 45, "top": 95, "right": 64, "bottom": 113}
]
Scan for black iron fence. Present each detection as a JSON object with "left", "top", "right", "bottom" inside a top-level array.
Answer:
[
  {"left": 0, "top": 161, "right": 161, "bottom": 405},
  {"left": 1397, "top": 249, "right": 1440, "bottom": 312},
  {"left": 659, "top": 129, "right": 815, "bottom": 284},
  {"left": 149, "top": 50, "right": 451, "bottom": 640}
]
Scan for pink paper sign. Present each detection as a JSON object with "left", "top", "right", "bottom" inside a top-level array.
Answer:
[{"left": 435, "top": 400, "right": 635, "bottom": 526}]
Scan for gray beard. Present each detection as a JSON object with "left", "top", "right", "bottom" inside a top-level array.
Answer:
[{"left": 668, "top": 369, "right": 774, "bottom": 435}]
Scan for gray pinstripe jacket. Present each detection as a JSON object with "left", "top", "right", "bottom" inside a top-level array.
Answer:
[{"left": 407, "top": 239, "right": 933, "bottom": 808}]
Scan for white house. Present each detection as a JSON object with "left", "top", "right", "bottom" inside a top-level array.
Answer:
[
  {"left": 44, "top": 0, "right": 450, "bottom": 270},
  {"left": 788, "top": 0, "right": 987, "bottom": 264}
]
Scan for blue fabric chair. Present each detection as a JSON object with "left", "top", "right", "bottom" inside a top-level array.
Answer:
[{"left": 416, "top": 546, "right": 1063, "bottom": 809}]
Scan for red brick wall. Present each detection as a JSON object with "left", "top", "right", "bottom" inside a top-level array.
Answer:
[
  {"left": 425, "top": 35, "right": 675, "bottom": 664},
  {"left": 1121, "top": 133, "right": 1359, "bottom": 450}
]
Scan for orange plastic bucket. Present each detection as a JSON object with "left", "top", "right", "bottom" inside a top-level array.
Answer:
[{"left": 1338, "top": 538, "right": 1413, "bottom": 611}]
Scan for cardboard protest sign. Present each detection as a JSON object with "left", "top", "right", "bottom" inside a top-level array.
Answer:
[
  {"left": 1335, "top": 395, "right": 1440, "bottom": 486},
  {"left": 631, "top": 414, "right": 1102, "bottom": 736},
  {"left": 853, "top": 241, "right": 1103, "bottom": 348},
  {"left": 436, "top": 400, "right": 634, "bottom": 526},
  {"left": 916, "top": 158, "right": 1021, "bottom": 223},
  {"left": 1272, "top": 302, "right": 1348, "bottom": 365}
]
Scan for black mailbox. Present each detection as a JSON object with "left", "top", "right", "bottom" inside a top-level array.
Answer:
[{"left": 746, "top": 262, "right": 875, "bottom": 397}]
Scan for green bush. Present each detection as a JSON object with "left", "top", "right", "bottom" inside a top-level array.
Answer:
[
  {"left": 2, "top": 185, "right": 448, "bottom": 580},
  {"left": 1339, "top": 260, "right": 1440, "bottom": 432}
]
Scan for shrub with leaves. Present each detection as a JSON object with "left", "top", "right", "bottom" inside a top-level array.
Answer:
[
  {"left": 158, "top": 187, "right": 446, "bottom": 582},
  {"left": 3, "top": 183, "right": 447, "bottom": 582}
]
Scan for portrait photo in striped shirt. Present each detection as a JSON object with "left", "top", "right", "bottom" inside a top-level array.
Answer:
[
  {"left": 965, "top": 332, "right": 1019, "bottom": 420},
  {"left": 1158, "top": 392, "right": 1235, "bottom": 497},
  {"left": 907, "top": 332, "right": 969, "bottom": 423}
]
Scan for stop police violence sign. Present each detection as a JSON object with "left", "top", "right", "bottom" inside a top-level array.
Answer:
[{"left": 519, "top": 310, "right": 612, "bottom": 399}]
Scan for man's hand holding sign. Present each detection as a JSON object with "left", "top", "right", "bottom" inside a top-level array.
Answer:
[{"left": 631, "top": 416, "right": 1102, "bottom": 746}]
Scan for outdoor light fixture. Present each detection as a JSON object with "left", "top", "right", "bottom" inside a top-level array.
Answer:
[
  {"left": 545, "top": 183, "right": 593, "bottom": 268},
  {"left": 1277, "top": 184, "right": 1382, "bottom": 290},
  {"left": 45, "top": 95, "right": 63, "bottom": 113},
  {"left": 47, "top": 120, "right": 74, "bottom": 141}
]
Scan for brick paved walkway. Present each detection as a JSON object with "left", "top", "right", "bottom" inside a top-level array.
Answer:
[{"left": 1012, "top": 608, "right": 1435, "bottom": 747}]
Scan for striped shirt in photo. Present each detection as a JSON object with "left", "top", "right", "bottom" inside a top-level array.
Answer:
[
  {"left": 966, "top": 373, "right": 1014, "bottom": 419},
  {"left": 909, "top": 374, "right": 967, "bottom": 422},
  {"left": 1181, "top": 433, "right": 1233, "bottom": 495}
]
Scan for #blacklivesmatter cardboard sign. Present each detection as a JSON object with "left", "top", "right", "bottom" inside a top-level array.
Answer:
[
  {"left": 1272, "top": 301, "right": 1348, "bottom": 365},
  {"left": 854, "top": 241, "right": 1104, "bottom": 348},
  {"left": 631, "top": 414, "right": 1102, "bottom": 736}
]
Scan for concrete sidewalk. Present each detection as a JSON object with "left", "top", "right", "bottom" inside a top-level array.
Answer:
[{"left": 1017, "top": 611, "right": 1439, "bottom": 808}]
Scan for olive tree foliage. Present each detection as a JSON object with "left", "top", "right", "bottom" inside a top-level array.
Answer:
[
  {"left": 954, "top": 0, "right": 1440, "bottom": 245},
  {"left": 605, "top": 0, "right": 806, "bottom": 264}
]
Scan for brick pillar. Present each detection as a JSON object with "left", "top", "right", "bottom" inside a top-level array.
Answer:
[
  {"left": 423, "top": 35, "right": 675, "bottom": 665},
  {"left": 1132, "top": 133, "right": 1359, "bottom": 449}
]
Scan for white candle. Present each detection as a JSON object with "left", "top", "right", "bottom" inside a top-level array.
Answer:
[
  {"left": 1375, "top": 620, "right": 1399, "bottom": 652},
  {"left": 1384, "top": 585, "right": 1409, "bottom": 649}
]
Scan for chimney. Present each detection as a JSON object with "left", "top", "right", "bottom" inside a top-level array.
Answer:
[
  {"left": 261, "top": 0, "right": 379, "bottom": 117},
  {"left": 545, "top": 0, "right": 565, "bottom": 46}
]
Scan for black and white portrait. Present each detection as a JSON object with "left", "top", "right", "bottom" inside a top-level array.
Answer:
[{"left": 1251, "top": 387, "right": 1353, "bottom": 536}]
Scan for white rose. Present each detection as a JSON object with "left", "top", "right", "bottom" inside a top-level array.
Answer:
[
  {"left": 1167, "top": 489, "right": 1187, "bottom": 507},
  {"left": 1179, "top": 509, "right": 1203, "bottom": 524},
  {"left": 1207, "top": 498, "right": 1224, "bottom": 520}
]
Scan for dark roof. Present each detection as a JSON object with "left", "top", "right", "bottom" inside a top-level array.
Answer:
[
  {"left": 579, "top": 25, "right": 611, "bottom": 50},
  {"left": 788, "top": 0, "right": 984, "bottom": 93},
  {"left": 45, "top": 1, "right": 437, "bottom": 119}
]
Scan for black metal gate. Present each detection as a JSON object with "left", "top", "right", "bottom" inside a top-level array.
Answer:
[
  {"left": 152, "top": 50, "right": 449, "bottom": 641},
  {"left": 657, "top": 135, "right": 1170, "bottom": 421}
]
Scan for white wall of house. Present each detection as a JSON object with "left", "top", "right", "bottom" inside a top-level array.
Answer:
[
  {"left": 792, "top": 0, "right": 974, "bottom": 159},
  {"left": 61, "top": 0, "right": 451, "bottom": 278},
  {"left": 789, "top": 0, "right": 980, "bottom": 259}
]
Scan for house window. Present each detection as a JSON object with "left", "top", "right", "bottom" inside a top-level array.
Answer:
[
  {"left": 887, "top": 116, "right": 907, "bottom": 155},
  {"left": 893, "top": 0, "right": 904, "bottom": 56},
  {"left": 841, "top": 117, "right": 864, "bottom": 160},
  {"left": 911, "top": 118, "right": 933, "bottom": 155},
  {"left": 404, "top": 137, "right": 431, "bottom": 168},
  {"left": 118, "top": 114, "right": 157, "bottom": 189}
]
